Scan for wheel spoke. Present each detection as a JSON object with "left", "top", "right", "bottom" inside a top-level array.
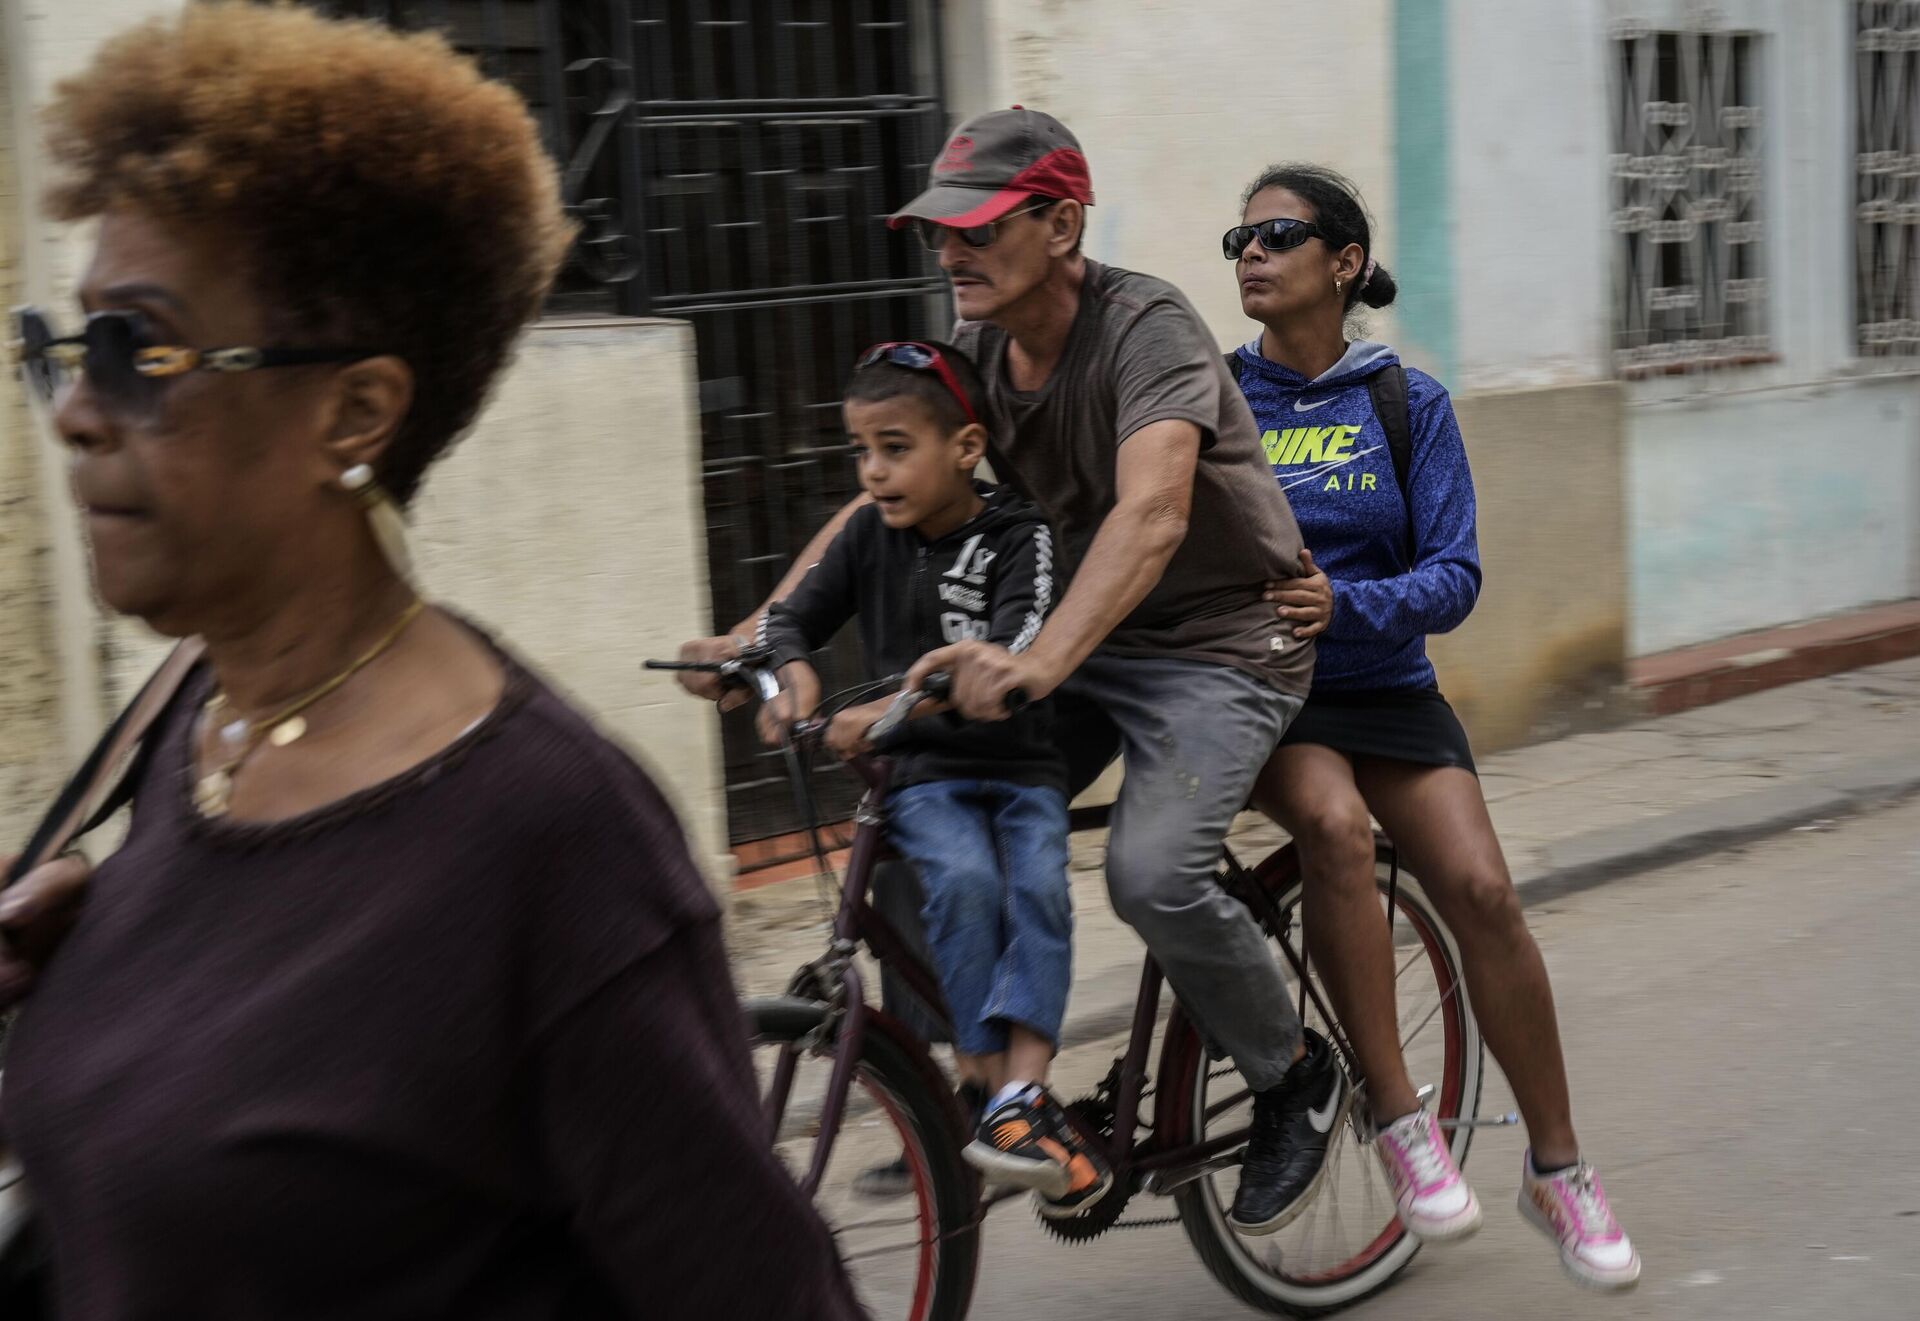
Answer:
[{"left": 1179, "top": 869, "right": 1482, "bottom": 1307}]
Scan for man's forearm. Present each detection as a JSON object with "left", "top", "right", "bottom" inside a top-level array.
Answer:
[
  {"left": 1022, "top": 501, "right": 1184, "bottom": 684},
  {"left": 730, "top": 494, "right": 873, "bottom": 636}
]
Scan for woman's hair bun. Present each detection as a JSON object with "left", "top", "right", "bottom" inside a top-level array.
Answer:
[{"left": 1359, "top": 263, "right": 1398, "bottom": 310}]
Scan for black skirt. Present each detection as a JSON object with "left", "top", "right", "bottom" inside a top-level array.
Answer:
[{"left": 1278, "top": 686, "right": 1476, "bottom": 774}]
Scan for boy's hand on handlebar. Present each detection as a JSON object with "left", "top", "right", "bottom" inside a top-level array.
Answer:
[
  {"left": 1264, "top": 548, "right": 1333, "bottom": 640},
  {"left": 825, "top": 699, "right": 893, "bottom": 760},
  {"left": 755, "top": 690, "right": 801, "bottom": 747},
  {"left": 674, "top": 634, "right": 749, "bottom": 709},
  {"left": 907, "top": 641, "right": 1048, "bottom": 721}
]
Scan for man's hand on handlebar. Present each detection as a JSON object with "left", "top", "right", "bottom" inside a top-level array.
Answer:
[
  {"left": 906, "top": 641, "right": 1049, "bottom": 721},
  {"left": 674, "top": 633, "right": 762, "bottom": 710}
]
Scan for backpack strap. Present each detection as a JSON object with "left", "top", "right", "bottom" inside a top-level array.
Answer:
[
  {"left": 1366, "top": 364, "right": 1413, "bottom": 501},
  {"left": 1365, "top": 364, "right": 1417, "bottom": 567},
  {"left": 1224, "top": 350, "right": 1244, "bottom": 385},
  {"left": 6, "top": 638, "right": 206, "bottom": 885}
]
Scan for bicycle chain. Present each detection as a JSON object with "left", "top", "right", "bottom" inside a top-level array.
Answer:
[{"left": 1048, "top": 1061, "right": 1246, "bottom": 1234}]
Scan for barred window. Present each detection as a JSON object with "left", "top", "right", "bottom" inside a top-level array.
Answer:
[
  {"left": 1857, "top": 2, "right": 1920, "bottom": 356},
  {"left": 1610, "top": 25, "right": 1769, "bottom": 377}
]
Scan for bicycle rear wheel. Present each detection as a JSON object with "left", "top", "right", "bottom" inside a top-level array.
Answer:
[
  {"left": 746, "top": 996, "right": 980, "bottom": 1321},
  {"left": 1171, "top": 851, "right": 1484, "bottom": 1316}
]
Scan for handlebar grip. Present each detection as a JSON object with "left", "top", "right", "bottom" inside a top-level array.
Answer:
[
  {"left": 644, "top": 660, "right": 709, "bottom": 672},
  {"left": 919, "top": 672, "right": 954, "bottom": 701},
  {"left": 1005, "top": 687, "right": 1031, "bottom": 714}
]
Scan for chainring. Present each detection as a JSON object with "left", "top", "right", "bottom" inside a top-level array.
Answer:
[{"left": 1033, "top": 1094, "right": 1134, "bottom": 1242}]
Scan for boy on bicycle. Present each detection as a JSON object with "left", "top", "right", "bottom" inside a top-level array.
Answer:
[{"left": 758, "top": 340, "right": 1111, "bottom": 1215}]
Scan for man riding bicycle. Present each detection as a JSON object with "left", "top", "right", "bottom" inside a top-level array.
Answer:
[{"left": 681, "top": 108, "right": 1339, "bottom": 1231}]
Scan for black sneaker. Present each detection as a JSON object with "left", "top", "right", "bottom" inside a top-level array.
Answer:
[
  {"left": 853, "top": 1079, "right": 989, "bottom": 1200},
  {"left": 964, "top": 1086, "right": 1112, "bottom": 1213},
  {"left": 1228, "top": 1029, "right": 1346, "bottom": 1235}
]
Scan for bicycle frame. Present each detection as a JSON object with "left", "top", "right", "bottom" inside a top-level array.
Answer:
[{"left": 781, "top": 744, "right": 1361, "bottom": 1213}]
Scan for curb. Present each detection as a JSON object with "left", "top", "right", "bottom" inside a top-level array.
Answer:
[{"left": 1047, "top": 755, "right": 1920, "bottom": 1055}]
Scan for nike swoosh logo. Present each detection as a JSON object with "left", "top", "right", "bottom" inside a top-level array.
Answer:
[
  {"left": 1293, "top": 397, "right": 1337, "bottom": 413},
  {"left": 1306, "top": 1085, "right": 1341, "bottom": 1134}
]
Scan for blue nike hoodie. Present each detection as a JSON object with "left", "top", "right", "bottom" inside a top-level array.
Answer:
[{"left": 1231, "top": 338, "right": 1481, "bottom": 693}]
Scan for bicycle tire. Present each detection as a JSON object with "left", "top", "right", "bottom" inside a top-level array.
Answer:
[
  {"left": 746, "top": 996, "right": 981, "bottom": 1321},
  {"left": 1169, "top": 850, "right": 1485, "bottom": 1316}
]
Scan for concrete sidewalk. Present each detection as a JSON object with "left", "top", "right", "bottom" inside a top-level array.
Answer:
[{"left": 724, "top": 657, "right": 1920, "bottom": 1050}]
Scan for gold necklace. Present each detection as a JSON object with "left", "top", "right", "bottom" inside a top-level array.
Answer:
[{"left": 195, "top": 598, "right": 426, "bottom": 818}]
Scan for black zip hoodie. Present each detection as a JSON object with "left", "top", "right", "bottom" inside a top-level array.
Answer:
[{"left": 759, "top": 482, "right": 1064, "bottom": 792}]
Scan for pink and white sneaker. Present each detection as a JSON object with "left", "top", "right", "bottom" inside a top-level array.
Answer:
[
  {"left": 1373, "top": 1109, "right": 1482, "bottom": 1241},
  {"left": 1518, "top": 1153, "right": 1641, "bottom": 1290}
]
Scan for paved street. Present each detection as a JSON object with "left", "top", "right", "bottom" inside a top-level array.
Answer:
[{"left": 943, "top": 795, "right": 1920, "bottom": 1319}]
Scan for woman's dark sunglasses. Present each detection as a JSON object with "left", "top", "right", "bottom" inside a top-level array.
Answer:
[
  {"left": 912, "top": 199, "right": 1058, "bottom": 253},
  {"left": 855, "top": 341, "right": 980, "bottom": 426},
  {"left": 8, "top": 305, "right": 373, "bottom": 413},
  {"left": 1222, "top": 218, "right": 1329, "bottom": 260}
]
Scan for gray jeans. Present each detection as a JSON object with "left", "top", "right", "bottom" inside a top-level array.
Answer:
[{"left": 1053, "top": 653, "right": 1305, "bottom": 1092}]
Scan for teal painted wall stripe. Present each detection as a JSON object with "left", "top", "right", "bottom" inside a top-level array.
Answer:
[{"left": 1393, "top": 0, "right": 1456, "bottom": 383}]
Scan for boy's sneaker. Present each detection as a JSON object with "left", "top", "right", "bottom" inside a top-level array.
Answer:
[
  {"left": 964, "top": 1086, "right": 1112, "bottom": 1214},
  {"left": 1373, "top": 1109, "right": 1482, "bottom": 1242},
  {"left": 1518, "top": 1153, "right": 1641, "bottom": 1290},
  {"left": 1229, "top": 1028, "right": 1346, "bottom": 1235},
  {"left": 855, "top": 1079, "right": 989, "bottom": 1200}
]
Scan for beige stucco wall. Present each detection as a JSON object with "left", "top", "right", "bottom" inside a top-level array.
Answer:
[
  {"left": 407, "top": 317, "right": 729, "bottom": 881},
  {"left": 1428, "top": 382, "right": 1630, "bottom": 752}
]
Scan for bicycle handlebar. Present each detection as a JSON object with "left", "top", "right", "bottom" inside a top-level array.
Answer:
[{"left": 645, "top": 651, "right": 1028, "bottom": 745}]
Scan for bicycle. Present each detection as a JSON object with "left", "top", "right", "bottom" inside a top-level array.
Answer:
[{"left": 649, "top": 648, "right": 1499, "bottom": 1319}]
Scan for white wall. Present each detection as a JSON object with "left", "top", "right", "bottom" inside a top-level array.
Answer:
[
  {"left": 1449, "top": 0, "right": 1613, "bottom": 389},
  {"left": 1628, "top": 376, "right": 1920, "bottom": 654},
  {"left": 411, "top": 317, "right": 728, "bottom": 879},
  {"left": 944, "top": 0, "right": 1395, "bottom": 350},
  {"left": 1620, "top": 0, "right": 1920, "bottom": 651}
]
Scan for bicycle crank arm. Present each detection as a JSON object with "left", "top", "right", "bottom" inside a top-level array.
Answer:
[
  {"left": 1138, "top": 1149, "right": 1243, "bottom": 1196},
  {"left": 1413, "top": 1083, "right": 1519, "bottom": 1130},
  {"left": 1436, "top": 1112, "right": 1521, "bottom": 1130}
]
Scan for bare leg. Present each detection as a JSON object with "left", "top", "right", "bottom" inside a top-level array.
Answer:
[
  {"left": 1255, "top": 745, "right": 1420, "bottom": 1122},
  {"left": 1354, "top": 761, "right": 1579, "bottom": 1167},
  {"left": 1003, "top": 1026, "right": 1054, "bottom": 1090},
  {"left": 955, "top": 1052, "right": 1000, "bottom": 1090}
]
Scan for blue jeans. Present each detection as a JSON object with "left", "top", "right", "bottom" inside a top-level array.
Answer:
[{"left": 885, "top": 780, "right": 1072, "bottom": 1058}]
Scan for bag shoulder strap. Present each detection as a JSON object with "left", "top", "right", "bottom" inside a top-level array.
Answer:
[
  {"left": 1224, "top": 350, "right": 1244, "bottom": 384},
  {"left": 7, "top": 638, "right": 206, "bottom": 885}
]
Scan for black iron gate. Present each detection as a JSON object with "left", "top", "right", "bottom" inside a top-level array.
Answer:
[{"left": 307, "top": 0, "right": 950, "bottom": 847}]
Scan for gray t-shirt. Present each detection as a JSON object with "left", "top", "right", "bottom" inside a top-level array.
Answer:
[{"left": 953, "top": 260, "right": 1315, "bottom": 696}]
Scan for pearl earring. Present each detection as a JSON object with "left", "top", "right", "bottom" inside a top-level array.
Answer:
[{"left": 337, "top": 463, "right": 413, "bottom": 582}]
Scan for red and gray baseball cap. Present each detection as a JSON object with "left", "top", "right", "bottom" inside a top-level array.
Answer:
[{"left": 887, "top": 106, "right": 1095, "bottom": 230}]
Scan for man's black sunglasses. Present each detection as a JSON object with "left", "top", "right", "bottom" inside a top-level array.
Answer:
[
  {"left": 8, "top": 305, "right": 375, "bottom": 413},
  {"left": 913, "top": 199, "right": 1058, "bottom": 253},
  {"left": 1222, "top": 218, "right": 1329, "bottom": 260}
]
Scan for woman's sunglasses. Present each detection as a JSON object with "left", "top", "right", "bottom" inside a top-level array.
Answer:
[
  {"left": 855, "top": 341, "right": 980, "bottom": 426},
  {"left": 912, "top": 200, "right": 1058, "bottom": 253},
  {"left": 8, "top": 306, "right": 373, "bottom": 414},
  {"left": 1222, "top": 218, "right": 1329, "bottom": 261}
]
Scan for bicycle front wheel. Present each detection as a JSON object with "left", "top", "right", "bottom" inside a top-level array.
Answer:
[
  {"left": 1171, "top": 852, "right": 1484, "bottom": 1316},
  {"left": 746, "top": 996, "right": 980, "bottom": 1321}
]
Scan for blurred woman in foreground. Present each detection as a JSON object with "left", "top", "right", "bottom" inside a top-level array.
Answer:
[{"left": 0, "top": 7, "right": 858, "bottom": 1316}]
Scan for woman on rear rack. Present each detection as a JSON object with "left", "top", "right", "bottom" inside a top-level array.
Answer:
[
  {"left": 1228, "top": 164, "right": 1640, "bottom": 1289},
  {"left": 0, "top": 7, "right": 858, "bottom": 1317}
]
